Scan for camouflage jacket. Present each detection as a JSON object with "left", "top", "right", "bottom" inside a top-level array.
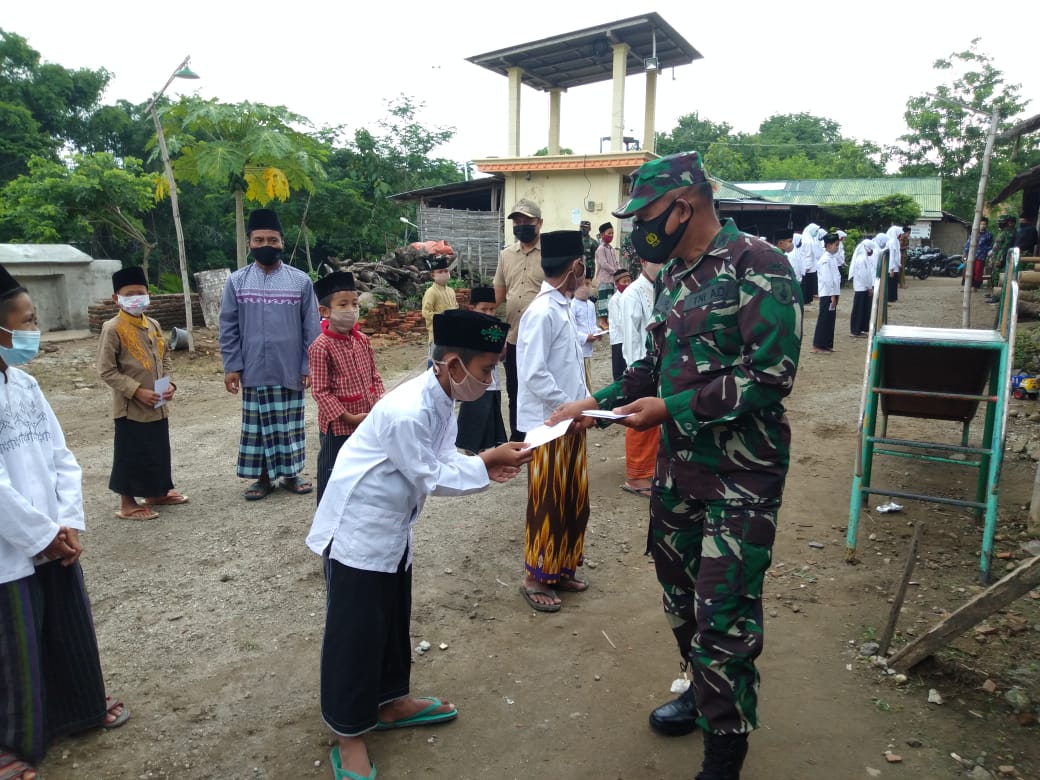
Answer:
[
  {"left": 582, "top": 235, "right": 598, "bottom": 278},
  {"left": 593, "top": 219, "right": 804, "bottom": 500},
  {"left": 990, "top": 228, "right": 1014, "bottom": 268}
]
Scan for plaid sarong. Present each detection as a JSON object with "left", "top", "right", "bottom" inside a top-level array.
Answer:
[{"left": 237, "top": 385, "right": 306, "bottom": 480}]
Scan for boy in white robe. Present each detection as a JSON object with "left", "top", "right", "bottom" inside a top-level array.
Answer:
[
  {"left": 0, "top": 264, "right": 129, "bottom": 780},
  {"left": 307, "top": 309, "right": 532, "bottom": 780}
]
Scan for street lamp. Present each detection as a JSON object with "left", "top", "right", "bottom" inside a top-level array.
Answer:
[
  {"left": 146, "top": 56, "right": 199, "bottom": 353},
  {"left": 400, "top": 216, "right": 419, "bottom": 243},
  {"left": 927, "top": 93, "right": 1001, "bottom": 328}
]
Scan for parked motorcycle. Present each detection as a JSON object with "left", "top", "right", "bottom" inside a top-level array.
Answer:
[{"left": 905, "top": 247, "right": 947, "bottom": 280}]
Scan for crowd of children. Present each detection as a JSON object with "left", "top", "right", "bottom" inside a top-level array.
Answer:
[{"left": 0, "top": 207, "right": 644, "bottom": 780}]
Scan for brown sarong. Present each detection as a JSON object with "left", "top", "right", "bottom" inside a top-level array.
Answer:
[{"left": 524, "top": 428, "right": 589, "bottom": 584}]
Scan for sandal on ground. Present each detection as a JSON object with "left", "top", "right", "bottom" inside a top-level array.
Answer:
[
  {"left": 330, "top": 746, "right": 376, "bottom": 780},
  {"left": 621, "top": 483, "right": 651, "bottom": 498},
  {"left": 244, "top": 480, "right": 276, "bottom": 501},
  {"left": 142, "top": 491, "right": 189, "bottom": 506},
  {"left": 519, "top": 581, "right": 561, "bottom": 612},
  {"left": 0, "top": 750, "right": 36, "bottom": 780},
  {"left": 374, "top": 696, "right": 458, "bottom": 731},
  {"left": 114, "top": 507, "right": 159, "bottom": 521},
  {"left": 555, "top": 575, "right": 590, "bottom": 593},
  {"left": 280, "top": 476, "right": 313, "bottom": 495},
  {"left": 102, "top": 696, "right": 130, "bottom": 729}
]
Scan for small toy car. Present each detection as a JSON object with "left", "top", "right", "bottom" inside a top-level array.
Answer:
[{"left": 1011, "top": 372, "right": 1039, "bottom": 400}]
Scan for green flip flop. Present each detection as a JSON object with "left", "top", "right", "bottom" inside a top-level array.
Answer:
[
  {"left": 329, "top": 746, "right": 376, "bottom": 780},
  {"left": 373, "top": 697, "right": 458, "bottom": 731}
]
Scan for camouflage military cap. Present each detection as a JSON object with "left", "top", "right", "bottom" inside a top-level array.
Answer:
[{"left": 613, "top": 151, "right": 709, "bottom": 218}]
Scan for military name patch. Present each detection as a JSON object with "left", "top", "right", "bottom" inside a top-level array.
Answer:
[{"left": 683, "top": 280, "right": 739, "bottom": 311}]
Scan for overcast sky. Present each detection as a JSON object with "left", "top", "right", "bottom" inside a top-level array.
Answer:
[{"left": 6, "top": 1, "right": 1037, "bottom": 172}]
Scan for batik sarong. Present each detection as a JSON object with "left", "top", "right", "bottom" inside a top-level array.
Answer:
[{"left": 524, "top": 428, "right": 590, "bottom": 583}]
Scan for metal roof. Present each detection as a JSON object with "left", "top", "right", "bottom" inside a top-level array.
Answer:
[
  {"left": 996, "top": 112, "right": 1040, "bottom": 145},
  {"left": 390, "top": 176, "right": 502, "bottom": 203},
  {"left": 466, "top": 13, "right": 702, "bottom": 92},
  {"left": 990, "top": 163, "right": 1040, "bottom": 205},
  {"left": 731, "top": 178, "right": 944, "bottom": 220}
]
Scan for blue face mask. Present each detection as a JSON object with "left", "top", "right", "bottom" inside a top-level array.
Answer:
[{"left": 0, "top": 327, "right": 41, "bottom": 366}]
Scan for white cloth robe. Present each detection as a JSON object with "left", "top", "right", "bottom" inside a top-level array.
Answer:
[
  {"left": 0, "top": 367, "right": 85, "bottom": 585},
  {"left": 516, "top": 282, "right": 589, "bottom": 432},
  {"left": 306, "top": 369, "right": 490, "bottom": 573}
]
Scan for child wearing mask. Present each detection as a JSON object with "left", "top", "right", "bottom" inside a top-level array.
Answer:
[
  {"left": 307, "top": 309, "right": 532, "bottom": 780},
  {"left": 308, "top": 272, "right": 384, "bottom": 504},
  {"left": 594, "top": 221, "right": 619, "bottom": 323},
  {"left": 455, "top": 287, "right": 508, "bottom": 455},
  {"left": 2, "top": 262, "right": 130, "bottom": 780},
  {"left": 97, "top": 266, "right": 186, "bottom": 520},
  {"left": 571, "top": 279, "right": 601, "bottom": 392},
  {"left": 421, "top": 255, "right": 458, "bottom": 357}
]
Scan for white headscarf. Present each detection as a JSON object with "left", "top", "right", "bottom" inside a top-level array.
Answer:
[
  {"left": 873, "top": 232, "right": 889, "bottom": 249},
  {"left": 793, "top": 233, "right": 802, "bottom": 248},
  {"left": 850, "top": 238, "right": 877, "bottom": 274},
  {"left": 885, "top": 225, "right": 903, "bottom": 271}
]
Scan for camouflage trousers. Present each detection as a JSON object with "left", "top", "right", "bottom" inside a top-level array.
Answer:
[{"left": 649, "top": 486, "right": 779, "bottom": 735}]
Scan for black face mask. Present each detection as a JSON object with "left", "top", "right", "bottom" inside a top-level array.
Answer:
[
  {"left": 251, "top": 246, "right": 283, "bottom": 266},
  {"left": 513, "top": 224, "right": 537, "bottom": 244},
  {"left": 631, "top": 199, "right": 690, "bottom": 264}
]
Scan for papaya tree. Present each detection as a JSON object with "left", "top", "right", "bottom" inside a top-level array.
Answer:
[{"left": 159, "top": 97, "right": 327, "bottom": 267}]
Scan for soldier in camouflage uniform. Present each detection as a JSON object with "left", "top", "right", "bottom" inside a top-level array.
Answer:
[
  {"left": 985, "top": 214, "right": 1016, "bottom": 302},
  {"left": 549, "top": 151, "right": 803, "bottom": 780},
  {"left": 580, "top": 220, "right": 598, "bottom": 280}
]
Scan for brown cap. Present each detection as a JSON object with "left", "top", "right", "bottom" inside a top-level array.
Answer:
[{"left": 508, "top": 199, "right": 541, "bottom": 220}]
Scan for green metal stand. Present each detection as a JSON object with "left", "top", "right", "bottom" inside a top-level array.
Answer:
[{"left": 847, "top": 249, "right": 1020, "bottom": 583}]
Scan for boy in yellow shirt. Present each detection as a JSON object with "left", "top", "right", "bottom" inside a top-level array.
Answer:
[{"left": 421, "top": 255, "right": 457, "bottom": 364}]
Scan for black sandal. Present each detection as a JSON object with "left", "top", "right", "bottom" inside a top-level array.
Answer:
[
  {"left": 280, "top": 476, "right": 313, "bottom": 495},
  {"left": 244, "top": 480, "right": 275, "bottom": 500}
]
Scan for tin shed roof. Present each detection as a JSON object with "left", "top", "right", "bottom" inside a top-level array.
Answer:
[
  {"left": 467, "top": 13, "right": 701, "bottom": 92},
  {"left": 731, "top": 178, "right": 943, "bottom": 220}
]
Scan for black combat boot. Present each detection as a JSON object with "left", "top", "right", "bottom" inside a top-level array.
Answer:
[
  {"left": 694, "top": 732, "right": 749, "bottom": 780},
  {"left": 649, "top": 686, "right": 699, "bottom": 736}
]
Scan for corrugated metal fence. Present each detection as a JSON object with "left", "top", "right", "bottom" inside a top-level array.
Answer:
[{"left": 417, "top": 206, "right": 503, "bottom": 284}]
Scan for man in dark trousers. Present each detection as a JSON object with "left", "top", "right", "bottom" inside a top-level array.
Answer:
[{"left": 550, "top": 151, "right": 804, "bottom": 780}]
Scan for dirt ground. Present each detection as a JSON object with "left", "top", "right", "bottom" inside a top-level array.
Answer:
[{"left": 24, "top": 276, "right": 1039, "bottom": 780}]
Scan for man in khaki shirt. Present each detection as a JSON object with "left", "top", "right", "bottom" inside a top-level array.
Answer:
[{"left": 494, "top": 199, "right": 544, "bottom": 441}]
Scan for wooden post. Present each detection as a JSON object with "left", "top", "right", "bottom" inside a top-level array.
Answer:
[
  {"left": 1030, "top": 459, "right": 1040, "bottom": 535},
  {"left": 888, "top": 556, "right": 1040, "bottom": 671},
  {"left": 878, "top": 523, "right": 923, "bottom": 657}
]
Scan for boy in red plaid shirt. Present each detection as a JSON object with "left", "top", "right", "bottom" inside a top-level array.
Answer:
[{"left": 309, "top": 272, "right": 384, "bottom": 503}]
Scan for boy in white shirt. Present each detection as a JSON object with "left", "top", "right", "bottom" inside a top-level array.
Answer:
[
  {"left": 570, "top": 279, "right": 601, "bottom": 392},
  {"left": 812, "top": 233, "right": 843, "bottom": 353},
  {"left": 0, "top": 263, "right": 129, "bottom": 780},
  {"left": 607, "top": 268, "right": 631, "bottom": 380},
  {"left": 516, "top": 230, "right": 593, "bottom": 613},
  {"left": 307, "top": 309, "right": 531, "bottom": 780}
]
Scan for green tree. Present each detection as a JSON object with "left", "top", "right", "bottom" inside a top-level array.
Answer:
[
  {"left": 160, "top": 97, "right": 328, "bottom": 267},
  {"left": 0, "top": 30, "right": 112, "bottom": 180},
  {"left": 894, "top": 39, "right": 1031, "bottom": 217},
  {"left": 820, "top": 194, "right": 921, "bottom": 233},
  {"left": 656, "top": 113, "right": 734, "bottom": 157},
  {"left": 0, "top": 152, "right": 158, "bottom": 273},
  {"left": 296, "top": 96, "right": 461, "bottom": 261}
]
